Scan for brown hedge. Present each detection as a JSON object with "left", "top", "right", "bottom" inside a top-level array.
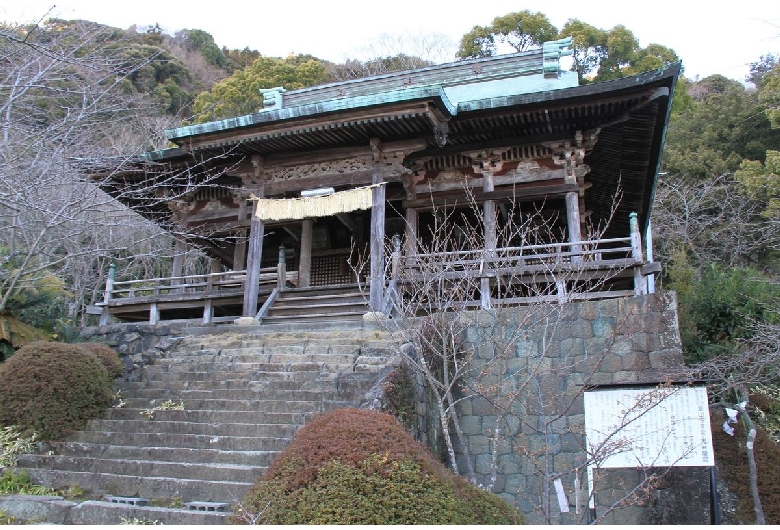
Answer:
[
  {"left": 77, "top": 342, "right": 123, "bottom": 379},
  {"left": 234, "top": 408, "right": 522, "bottom": 525},
  {"left": 711, "top": 407, "right": 780, "bottom": 524},
  {"left": 0, "top": 341, "right": 112, "bottom": 440}
]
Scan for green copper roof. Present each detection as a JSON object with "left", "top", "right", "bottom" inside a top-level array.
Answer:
[
  {"left": 165, "top": 86, "right": 456, "bottom": 142},
  {"left": 164, "top": 40, "right": 577, "bottom": 145}
]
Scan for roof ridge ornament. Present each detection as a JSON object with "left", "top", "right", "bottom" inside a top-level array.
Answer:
[
  {"left": 543, "top": 37, "right": 573, "bottom": 79},
  {"left": 259, "top": 87, "right": 286, "bottom": 112}
]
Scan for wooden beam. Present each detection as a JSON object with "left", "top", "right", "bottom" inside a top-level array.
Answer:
[{"left": 402, "top": 180, "right": 578, "bottom": 210}]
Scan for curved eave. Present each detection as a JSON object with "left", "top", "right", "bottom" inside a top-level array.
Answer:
[{"left": 166, "top": 86, "right": 456, "bottom": 143}]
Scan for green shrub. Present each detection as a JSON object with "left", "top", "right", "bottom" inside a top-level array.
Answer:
[
  {"left": 670, "top": 262, "right": 780, "bottom": 363},
  {"left": 78, "top": 342, "right": 123, "bottom": 379},
  {"left": 0, "top": 469, "right": 54, "bottom": 495},
  {"left": 0, "top": 341, "right": 113, "bottom": 440},
  {"left": 0, "top": 425, "right": 38, "bottom": 468},
  {"left": 233, "top": 408, "right": 521, "bottom": 525}
]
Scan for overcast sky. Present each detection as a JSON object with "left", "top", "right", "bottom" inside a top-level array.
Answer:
[{"left": 3, "top": 1, "right": 779, "bottom": 83}]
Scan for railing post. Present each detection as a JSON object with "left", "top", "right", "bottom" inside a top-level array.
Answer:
[
  {"left": 391, "top": 234, "right": 401, "bottom": 281},
  {"left": 277, "top": 245, "right": 287, "bottom": 290},
  {"left": 629, "top": 212, "right": 647, "bottom": 296},
  {"left": 203, "top": 299, "right": 213, "bottom": 324},
  {"left": 150, "top": 303, "right": 160, "bottom": 325},
  {"left": 99, "top": 262, "right": 115, "bottom": 326}
]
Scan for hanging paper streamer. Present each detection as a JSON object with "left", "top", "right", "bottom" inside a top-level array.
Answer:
[{"left": 253, "top": 183, "right": 384, "bottom": 221}]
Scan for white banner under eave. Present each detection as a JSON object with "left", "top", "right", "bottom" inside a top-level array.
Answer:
[{"left": 253, "top": 183, "right": 384, "bottom": 221}]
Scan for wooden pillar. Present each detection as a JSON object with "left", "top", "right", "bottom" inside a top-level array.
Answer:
[
  {"left": 404, "top": 207, "right": 418, "bottom": 257},
  {"left": 299, "top": 219, "right": 313, "bottom": 288},
  {"left": 171, "top": 235, "right": 186, "bottom": 284},
  {"left": 242, "top": 185, "right": 265, "bottom": 317},
  {"left": 566, "top": 191, "right": 583, "bottom": 262},
  {"left": 481, "top": 172, "right": 496, "bottom": 309},
  {"left": 369, "top": 169, "right": 386, "bottom": 312},
  {"left": 209, "top": 259, "right": 222, "bottom": 275},
  {"left": 233, "top": 228, "right": 247, "bottom": 271}
]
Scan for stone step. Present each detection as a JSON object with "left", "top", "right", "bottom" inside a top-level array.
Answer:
[
  {"left": 85, "top": 419, "right": 300, "bottom": 438},
  {"left": 16, "top": 454, "right": 265, "bottom": 484},
  {"left": 0, "top": 496, "right": 229, "bottom": 525},
  {"left": 66, "top": 431, "right": 291, "bottom": 452},
  {"left": 22, "top": 468, "right": 252, "bottom": 503},
  {"left": 13, "top": 324, "right": 394, "bottom": 524},
  {"left": 119, "top": 372, "right": 376, "bottom": 396},
  {"left": 119, "top": 397, "right": 324, "bottom": 413},
  {"left": 71, "top": 500, "right": 230, "bottom": 525},
  {"left": 173, "top": 331, "right": 395, "bottom": 349},
  {"left": 104, "top": 408, "right": 310, "bottom": 425},
  {"left": 141, "top": 362, "right": 374, "bottom": 382},
  {"left": 114, "top": 386, "right": 365, "bottom": 403},
  {"left": 143, "top": 354, "right": 364, "bottom": 371},
  {"left": 46, "top": 442, "right": 280, "bottom": 467}
]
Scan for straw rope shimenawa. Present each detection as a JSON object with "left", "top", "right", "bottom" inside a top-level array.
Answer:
[{"left": 251, "top": 183, "right": 385, "bottom": 221}]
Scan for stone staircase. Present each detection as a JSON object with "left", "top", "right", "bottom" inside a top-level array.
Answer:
[
  {"left": 261, "top": 284, "right": 369, "bottom": 324},
  {"left": 3, "top": 322, "right": 397, "bottom": 524}
]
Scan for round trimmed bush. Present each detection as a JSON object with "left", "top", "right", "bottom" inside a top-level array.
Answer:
[
  {"left": 233, "top": 408, "right": 522, "bottom": 525},
  {"left": 78, "top": 342, "right": 123, "bottom": 379},
  {"left": 0, "top": 341, "right": 113, "bottom": 440}
]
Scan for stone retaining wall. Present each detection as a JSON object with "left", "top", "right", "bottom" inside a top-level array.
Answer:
[{"left": 447, "top": 292, "right": 708, "bottom": 524}]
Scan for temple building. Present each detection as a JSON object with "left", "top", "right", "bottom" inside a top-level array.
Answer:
[{"left": 89, "top": 38, "right": 680, "bottom": 325}]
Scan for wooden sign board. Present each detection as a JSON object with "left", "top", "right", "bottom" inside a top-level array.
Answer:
[{"left": 584, "top": 386, "right": 714, "bottom": 468}]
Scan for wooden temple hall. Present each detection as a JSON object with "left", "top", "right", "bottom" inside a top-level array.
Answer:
[{"left": 90, "top": 38, "right": 680, "bottom": 325}]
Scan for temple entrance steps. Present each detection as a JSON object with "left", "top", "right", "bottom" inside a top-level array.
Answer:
[
  {"left": 6, "top": 324, "right": 398, "bottom": 525},
  {"left": 260, "top": 284, "right": 370, "bottom": 324}
]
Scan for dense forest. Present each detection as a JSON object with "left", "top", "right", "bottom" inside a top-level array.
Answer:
[{"left": 1, "top": 9, "right": 779, "bottom": 522}]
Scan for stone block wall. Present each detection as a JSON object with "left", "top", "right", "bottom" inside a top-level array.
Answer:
[{"left": 441, "top": 292, "right": 706, "bottom": 524}]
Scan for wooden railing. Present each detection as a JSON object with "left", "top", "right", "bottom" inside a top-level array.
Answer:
[
  {"left": 387, "top": 213, "right": 653, "bottom": 311},
  {"left": 107, "top": 269, "right": 252, "bottom": 299},
  {"left": 97, "top": 266, "right": 298, "bottom": 325},
  {"left": 96, "top": 214, "right": 655, "bottom": 324}
]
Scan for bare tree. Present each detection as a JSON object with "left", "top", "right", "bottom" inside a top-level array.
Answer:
[
  {"left": 652, "top": 173, "right": 769, "bottom": 271},
  {"left": 357, "top": 185, "right": 699, "bottom": 523},
  {"left": 0, "top": 19, "right": 222, "bottom": 327}
]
